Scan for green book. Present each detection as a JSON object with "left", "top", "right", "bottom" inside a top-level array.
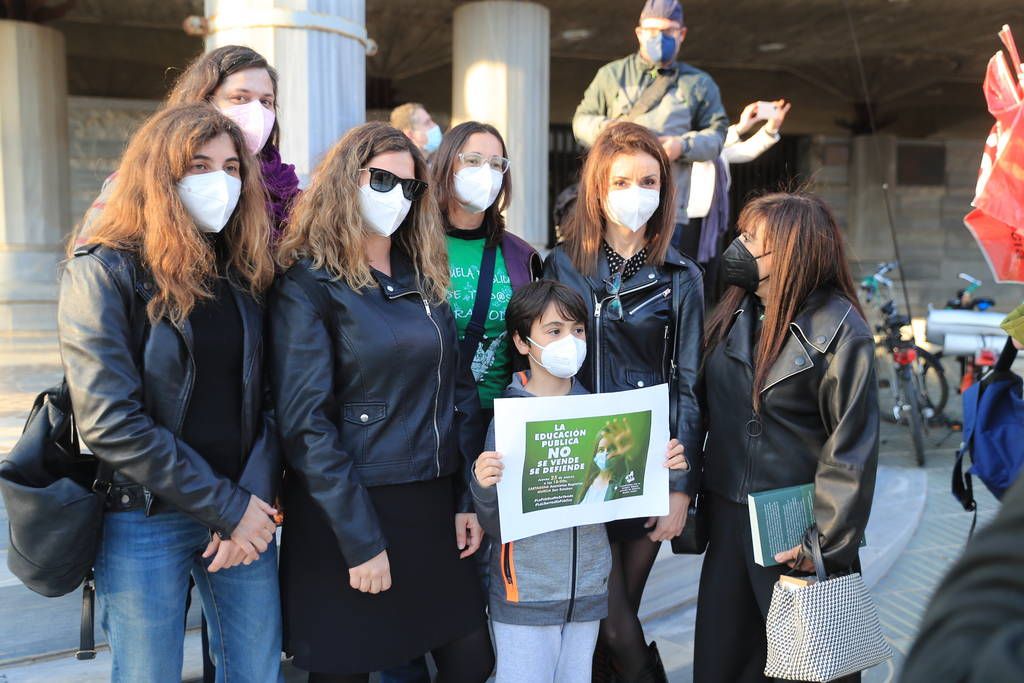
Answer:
[
  {"left": 748, "top": 483, "right": 865, "bottom": 566},
  {"left": 748, "top": 483, "right": 815, "bottom": 567}
]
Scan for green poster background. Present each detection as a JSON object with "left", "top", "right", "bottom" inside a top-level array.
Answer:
[{"left": 522, "top": 410, "right": 653, "bottom": 513}]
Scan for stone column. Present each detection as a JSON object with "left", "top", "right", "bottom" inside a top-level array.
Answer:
[
  {"left": 203, "top": 0, "right": 372, "bottom": 183},
  {"left": 452, "top": 1, "right": 550, "bottom": 249},
  {"left": 0, "top": 21, "right": 70, "bottom": 332}
]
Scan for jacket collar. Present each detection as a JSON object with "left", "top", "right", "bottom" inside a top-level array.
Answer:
[
  {"left": 761, "top": 289, "right": 855, "bottom": 394},
  {"left": 583, "top": 244, "right": 691, "bottom": 295},
  {"left": 370, "top": 248, "right": 421, "bottom": 299}
]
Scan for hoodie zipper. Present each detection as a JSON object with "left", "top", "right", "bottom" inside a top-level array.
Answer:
[
  {"left": 566, "top": 527, "right": 579, "bottom": 621},
  {"left": 593, "top": 280, "right": 661, "bottom": 391}
]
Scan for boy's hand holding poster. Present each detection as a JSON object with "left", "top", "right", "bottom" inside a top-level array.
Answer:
[{"left": 492, "top": 384, "right": 670, "bottom": 543}]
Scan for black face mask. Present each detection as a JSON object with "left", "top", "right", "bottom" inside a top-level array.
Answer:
[{"left": 721, "top": 237, "right": 770, "bottom": 293}]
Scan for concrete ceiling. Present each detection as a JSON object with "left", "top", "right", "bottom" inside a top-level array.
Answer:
[{"left": 44, "top": 0, "right": 1024, "bottom": 136}]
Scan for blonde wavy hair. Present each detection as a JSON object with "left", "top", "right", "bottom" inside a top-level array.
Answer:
[
  {"left": 277, "top": 121, "right": 449, "bottom": 301},
  {"left": 75, "top": 103, "right": 275, "bottom": 325}
]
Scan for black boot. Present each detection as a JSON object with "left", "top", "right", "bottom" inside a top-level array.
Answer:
[
  {"left": 631, "top": 641, "right": 668, "bottom": 683},
  {"left": 592, "top": 641, "right": 622, "bottom": 683}
]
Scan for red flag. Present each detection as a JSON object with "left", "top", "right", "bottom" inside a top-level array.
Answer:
[{"left": 965, "top": 49, "right": 1024, "bottom": 284}]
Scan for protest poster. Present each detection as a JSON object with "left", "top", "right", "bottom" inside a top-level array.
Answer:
[{"left": 492, "top": 384, "right": 670, "bottom": 543}]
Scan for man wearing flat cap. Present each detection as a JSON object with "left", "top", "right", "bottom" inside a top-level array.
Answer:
[{"left": 573, "top": 0, "right": 728, "bottom": 260}]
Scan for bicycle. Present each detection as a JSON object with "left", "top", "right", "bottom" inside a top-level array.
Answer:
[
  {"left": 861, "top": 262, "right": 947, "bottom": 466},
  {"left": 943, "top": 273, "right": 1000, "bottom": 393}
]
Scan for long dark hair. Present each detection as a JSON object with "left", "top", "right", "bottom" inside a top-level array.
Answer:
[
  {"left": 167, "top": 45, "right": 281, "bottom": 149},
  {"left": 560, "top": 122, "right": 675, "bottom": 276},
  {"left": 704, "top": 192, "right": 864, "bottom": 411},
  {"left": 432, "top": 121, "right": 511, "bottom": 246}
]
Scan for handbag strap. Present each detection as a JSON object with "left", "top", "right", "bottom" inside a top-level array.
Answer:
[
  {"left": 459, "top": 245, "right": 498, "bottom": 366},
  {"left": 625, "top": 69, "right": 679, "bottom": 121},
  {"left": 668, "top": 268, "right": 683, "bottom": 430},
  {"left": 996, "top": 336, "right": 1018, "bottom": 372},
  {"left": 75, "top": 572, "right": 96, "bottom": 660},
  {"left": 807, "top": 527, "right": 829, "bottom": 582}
]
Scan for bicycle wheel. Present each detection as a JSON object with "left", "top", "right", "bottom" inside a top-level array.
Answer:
[
  {"left": 915, "top": 347, "right": 948, "bottom": 418},
  {"left": 902, "top": 368, "right": 927, "bottom": 467}
]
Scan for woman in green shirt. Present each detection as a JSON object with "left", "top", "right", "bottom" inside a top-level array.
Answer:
[{"left": 433, "top": 122, "right": 543, "bottom": 419}]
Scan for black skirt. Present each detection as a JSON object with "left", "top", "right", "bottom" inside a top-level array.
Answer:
[
  {"left": 280, "top": 475, "right": 487, "bottom": 674},
  {"left": 606, "top": 516, "right": 652, "bottom": 542}
]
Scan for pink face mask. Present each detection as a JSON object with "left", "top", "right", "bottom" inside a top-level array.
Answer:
[{"left": 220, "top": 99, "right": 276, "bottom": 154}]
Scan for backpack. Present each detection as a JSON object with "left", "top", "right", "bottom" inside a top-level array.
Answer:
[{"left": 953, "top": 338, "right": 1024, "bottom": 532}]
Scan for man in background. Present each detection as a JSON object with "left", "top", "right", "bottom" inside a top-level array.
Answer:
[
  {"left": 572, "top": 0, "right": 728, "bottom": 259},
  {"left": 390, "top": 102, "right": 443, "bottom": 157}
]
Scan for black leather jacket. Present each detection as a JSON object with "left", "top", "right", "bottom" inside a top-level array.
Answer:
[
  {"left": 543, "top": 245, "right": 704, "bottom": 496},
  {"left": 57, "top": 245, "right": 281, "bottom": 536},
  {"left": 267, "top": 251, "right": 483, "bottom": 567},
  {"left": 703, "top": 290, "right": 879, "bottom": 569}
]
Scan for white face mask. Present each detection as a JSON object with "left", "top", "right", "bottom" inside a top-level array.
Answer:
[
  {"left": 605, "top": 186, "right": 661, "bottom": 232},
  {"left": 527, "top": 335, "right": 587, "bottom": 379},
  {"left": 454, "top": 165, "right": 503, "bottom": 214},
  {"left": 359, "top": 184, "right": 412, "bottom": 237},
  {"left": 177, "top": 171, "right": 242, "bottom": 234},
  {"left": 220, "top": 99, "right": 276, "bottom": 154}
]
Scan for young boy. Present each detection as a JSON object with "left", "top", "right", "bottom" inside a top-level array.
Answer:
[{"left": 472, "top": 280, "right": 688, "bottom": 683}]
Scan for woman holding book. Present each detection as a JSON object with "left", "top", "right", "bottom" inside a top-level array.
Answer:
[{"left": 694, "top": 192, "right": 879, "bottom": 683}]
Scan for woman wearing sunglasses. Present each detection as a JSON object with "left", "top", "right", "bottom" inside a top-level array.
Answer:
[
  {"left": 544, "top": 121, "right": 704, "bottom": 681},
  {"left": 270, "top": 121, "right": 494, "bottom": 683}
]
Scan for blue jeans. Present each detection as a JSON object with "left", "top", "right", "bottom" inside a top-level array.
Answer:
[{"left": 94, "top": 509, "right": 283, "bottom": 683}]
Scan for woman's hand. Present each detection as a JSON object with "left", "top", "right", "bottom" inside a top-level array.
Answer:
[
  {"left": 228, "top": 495, "right": 278, "bottom": 559},
  {"left": 764, "top": 99, "right": 791, "bottom": 136},
  {"left": 474, "top": 451, "right": 504, "bottom": 488},
  {"left": 455, "top": 512, "right": 484, "bottom": 559},
  {"left": 203, "top": 535, "right": 253, "bottom": 573},
  {"left": 645, "top": 491, "right": 690, "bottom": 542},
  {"left": 349, "top": 550, "right": 392, "bottom": 594},
  {"left": 664, "top": 438, "right": 689, "bottom": 470},
  {"left": 736, "top": 102, "right": 760, "bottom": 135},
  {"left": 775, "top": 544, "right": 815, "bottom": 572}
]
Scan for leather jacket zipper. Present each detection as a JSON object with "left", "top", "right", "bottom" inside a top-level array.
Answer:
[
  {"left": 391, "top": 290, "right": 444, "bottom": 477},
  {"left": 422, "top": 297, "right": 443, "bottom": 477},
  {"left": 593, "top": 280, "right": 661, "bottom": 391},
  {"left": 628, "top": 287, "right": 671, "bottom": 316}
]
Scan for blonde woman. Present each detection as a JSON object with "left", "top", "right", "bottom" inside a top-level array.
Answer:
[
  {"left": 57, "top": 103, "right": 282, "bottom": 682},
  {"left": 271, "top": 121, "right": 494, "bottom": 683}
]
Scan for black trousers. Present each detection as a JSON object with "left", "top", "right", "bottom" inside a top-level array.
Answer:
[{"left": 693, "top": 494, "right": 860, "bottom": 683}]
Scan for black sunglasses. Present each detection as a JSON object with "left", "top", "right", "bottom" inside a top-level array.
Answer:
[{"left": 359, "top": 167, "right": 428, "bottom": 201}]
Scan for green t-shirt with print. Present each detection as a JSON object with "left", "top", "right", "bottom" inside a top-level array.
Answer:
[{"left": 446, "top": 233, "right": 514, "bottom": 409}]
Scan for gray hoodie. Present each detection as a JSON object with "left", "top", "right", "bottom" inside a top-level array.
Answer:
[{"left": 472, "top": 371, "right": 612, "bottom": 625}]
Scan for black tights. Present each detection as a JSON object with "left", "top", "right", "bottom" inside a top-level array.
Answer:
[
  {"left": 598, "top": 536, "right": 662, "bottom": 678},
  {"left": 307, "top": 624, "right": 494, "bottom": 683}
]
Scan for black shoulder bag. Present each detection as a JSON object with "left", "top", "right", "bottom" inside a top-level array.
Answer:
[{"left": 666, "top": 269, "right": 710, "bottom": 555}]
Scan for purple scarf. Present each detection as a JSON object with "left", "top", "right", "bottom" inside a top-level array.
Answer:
[
  {"left": 259, "top": 144, "right": 301, "bottom": 241},
  {"left": 698, "top": 156, "right": 730, "bottom": 264}
]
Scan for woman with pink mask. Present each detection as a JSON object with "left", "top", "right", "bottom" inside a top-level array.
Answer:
[{"left": 75, "top": 45, "right": 300, "bottom": 245}]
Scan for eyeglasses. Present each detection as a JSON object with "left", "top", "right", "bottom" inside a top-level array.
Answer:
[
  {"left": 458, "top": 152, "right": 511, "bottom": 174},
  {"left": 603, "top": 265, "right": 625, "bottom": 321},
  {"left": 358, "top": 168, "right": 428, "bottom": 201}
]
